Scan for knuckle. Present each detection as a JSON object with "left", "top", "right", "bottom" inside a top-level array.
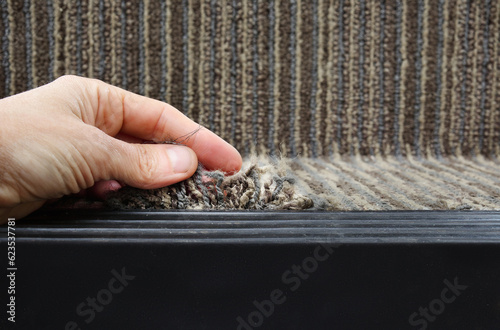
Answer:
[
  {"left": 54, "top": 74, "right": 80, "bottom": 85},
  {"left": 135, "top": 147, "right": 158, "bottom": 184}
]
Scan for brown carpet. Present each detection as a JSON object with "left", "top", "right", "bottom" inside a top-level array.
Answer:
[{"left": 1, "top": 0, "right": 499, "bottom": 210}]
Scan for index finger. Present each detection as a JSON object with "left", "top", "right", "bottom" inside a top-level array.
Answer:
[{"left": 76, "top": 76, "right": 242, "bottom": 174}]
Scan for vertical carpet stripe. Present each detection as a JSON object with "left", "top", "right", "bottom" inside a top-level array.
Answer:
[
  {"left": 267, "top": 0, "right": 275, "bottom": 154},
  {"left": 465, "top": 1, "right": 482, "bottom": 155},
  {"left": 208, "top": 0, "right": 217, "bottom": 131},
  {"left": 276, "top": 1, "right": 292, "bottom": 156},
  {"left": 289, "top": 0, "right": 297, "bottom": 156},
  {"left": 478, "top": 0, "right": 492, "bottom": 152},
  {"left": 24, "top": 0, "right": 32, "bottom": 89},
  {"left": 414, "top": 0, "right": 424, "bottom": 157},
  {"left": 97, "top": 0, "right": 105, "bottom": 80},
  {"left": 294, "top": 0, "right": 304, "bottom": 155},
  {"left": 356, "top": 0, "right": 366, "bottom": 156},
  {"left": 218, "top": 2, "right": 230, "bottom": 142},
  {"left": 229, "top": 0, "right": 239, "bottom": 147},
  {"left": 489, "top": 0, "right": 500, "bottom": 155},
  {"left": 168, "top": 0, "right": 184, "bottom": 108},
  {"left": 255, "top": 0, "right": 271, "bottom": 154},
  {"left": 345, "top": 0, "right": 358, "bottom": 155},
  {"left": 381, "top": 1, "right": 397, "bottom": 155},
  {"left": 197, "top": 0, "right": 209, "bottom": 125},
  {"left": 77, "top": 0, "right": 83, "bottom": 76},
  {"left": 120, "top": 0, "right": 127, "bottom": 89},
  {"left": 240, "top": 0, "right": 250, "bottom": 155},
  {"left": 296, "top": 0, "right": 312, "bottom": 156},
  {"left": 250, "top": 0, "right": 260, "bottom": 153},
  {"left": 421, "top": 0, "right": 440, "bottom": 157},
  {"left": 187, "top": 0, "right": 199, "bottom": 121},
  {"left": 110, "top": 0, "right": 120, "bottom": 85},
  {"left": 1, "top": 0, "right": 10, "bottom": 96},
  {"left": 365, "top": 0, "right": 379, "bottom": 156},
  {"left": 142, "top": 0, "right": 150, "bottom": 96},
  {"left": 449, "top": 0, "right": 465, "bottom": 155},
  {"left": 457, "top": 0, "right": 471, "bottom": 154},
  {"left": 64, "top": 0, "right": 76, "bottom": 76},
  {"left": 314, "top": 0, "right": 327, "bottom": 156},
  {"left": 181, "top": 0, "right": 188, "bottom": 111},
  {"left": 125, "top": 1, "right": 140, "bottom": 94},
  {"left": 85, "top": 0, "right": 93, "bottom": 77},
  {"left": 138, "top": 0, "right": 145, "bottom": 95},
  {"left": 145, "top": 0, "right": 162, "bottom": 100},
  {"left": 53, "top": 0, "right": 64, "bottom": 79},
  {"left": 376, "top": 0, "right": 386, "bottom": 156},
  {"left": 393, "top": 0, "right": 403, "bottom": 156},
  {"left": 31, "top": 0, "right": 48, "bottom": 87},
  {"left": 335, "top": 0, "right": 345, "bottom": 155},
  {"left": 440, "top": 0, "right": 456, "bottom": 155},
  {"left": 324, "top": 0, "right": 339, "bottom": 157},
  {"left": 159, "top": 0, "right": 167, "bottom": 101},
  {"left": 309, "top": 0, "right": 319, "bottom": 157},
  {"left": 270, "top": 0, "right": 281, "bottom": 155},
  {"left": 434, "top": 0, "right": 445, "bottom": 157},
  {"left": 8, "top": 0, "right": 27, "bottom": 94},
  {"left": 401, "top": 0, "right": 418, "bottom": 156},
  {"left": 46, "top": 0, "right": 55, "bottom": 82}
]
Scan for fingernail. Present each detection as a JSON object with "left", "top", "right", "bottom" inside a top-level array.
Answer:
[
  {"left": 168, "top": 146, "right": 194, "bottom": 173},
  {"left": 107, "top": 180, "right": 122, "bottom": 191}
]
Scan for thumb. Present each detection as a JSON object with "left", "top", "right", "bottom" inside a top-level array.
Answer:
[{"left": 104, "top": 141, "right": 198, "bottom": 190}]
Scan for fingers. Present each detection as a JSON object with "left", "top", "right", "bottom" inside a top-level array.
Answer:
[
  {"left": 57, "top": 76, "right": 242, "bottom": 174},
  {"left": 97, "top": 138, "right": 198, "bottom": 190},
  {"left": 88, "top": 180, "right": 122, "bottom": 200}
]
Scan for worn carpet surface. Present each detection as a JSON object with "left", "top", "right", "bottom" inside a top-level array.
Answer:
[{"left": 1, "top": 0, "right": 499, "bottom": 210}]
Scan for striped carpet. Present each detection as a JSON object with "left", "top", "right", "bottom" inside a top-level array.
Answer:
[{"left": 1, "top": 0, "right": 500, "bottom": 210}]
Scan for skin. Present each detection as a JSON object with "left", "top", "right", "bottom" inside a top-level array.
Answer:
[{"left": 0, "top": 76, "right": 242, "bottom": 223}]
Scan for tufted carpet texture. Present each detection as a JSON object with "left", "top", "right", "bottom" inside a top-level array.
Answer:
[
  {"left": 101, "top": 156, "right": 500, "bottom": 211},
  {"left": 1, "top": 0, "right": 499, "bottom": 211}
]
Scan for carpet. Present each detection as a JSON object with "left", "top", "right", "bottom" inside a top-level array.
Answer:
[
  {"left": 1, "top": 0, "right": 499, "bottom": 210},
  {"left": 101, "top": 156, "right": 500, "bottom": 211}
]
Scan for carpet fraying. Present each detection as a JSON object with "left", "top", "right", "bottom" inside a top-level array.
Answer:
[{"left": 105, "top": 160, "right": 315, "bottom": 210}]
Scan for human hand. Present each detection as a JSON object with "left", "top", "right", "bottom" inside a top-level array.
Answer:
[{"left": 0, "top": 76, "right": 242, "bottom": 222}]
